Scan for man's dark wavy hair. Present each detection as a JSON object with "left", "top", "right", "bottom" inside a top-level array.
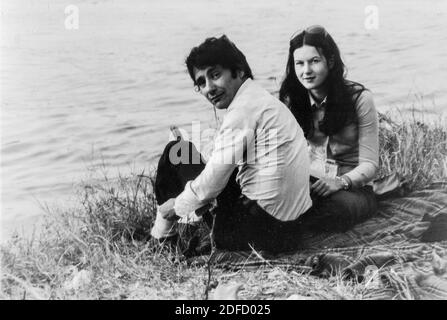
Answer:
[
  {"left": 279, "top": 27, "right": 366, "bottom": 137},
  {"left": 185, "top": 35, "right": 253, "bottom": 85}
]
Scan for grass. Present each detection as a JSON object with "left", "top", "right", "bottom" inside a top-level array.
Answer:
[
  {"left": 1, "top": 110, "right": 446, "bottom": 300},
  {"left": 378, "top": 110, "right": 447, "bottom": 190}
]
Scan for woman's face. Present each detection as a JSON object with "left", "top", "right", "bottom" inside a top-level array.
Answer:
[{"left": 293, "top": 45, "right": 330, "bottom": 93}]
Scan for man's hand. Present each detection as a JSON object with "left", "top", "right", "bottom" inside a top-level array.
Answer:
[
  {"left": 311, "top": 177, "right": 343, "bottom": 198},
  {"left": 159, "top": 198, "right": 180, "bottom": 221}
]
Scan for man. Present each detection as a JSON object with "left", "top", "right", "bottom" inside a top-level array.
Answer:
[{"left": 151, "top": 35, "right": 312, "bottom": 253}]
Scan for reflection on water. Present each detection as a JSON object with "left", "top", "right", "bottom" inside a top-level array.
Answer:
[{"left": 1, "top": 0, "right": 447, "bottom": 238}]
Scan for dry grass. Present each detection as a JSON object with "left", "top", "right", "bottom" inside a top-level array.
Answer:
[
  {"left": 378, "top": 111, "right": 447, "bottom": 190},
  {"left": 1, "top": 171, "right": 210, "bottom": 300},
  {"left": 1, "top": 109, "right": 446, "bottom": 300}
]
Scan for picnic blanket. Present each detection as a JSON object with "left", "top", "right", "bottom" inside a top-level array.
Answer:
[{"left": 183, "top": 182, "right": 447, "bottom": 300}]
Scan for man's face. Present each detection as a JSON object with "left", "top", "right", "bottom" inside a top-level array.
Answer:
[{"left": 193, "top": 65, "right": 244, "bottom": 110}]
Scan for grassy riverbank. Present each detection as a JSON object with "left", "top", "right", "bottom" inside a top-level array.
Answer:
[{"left": 1, "top": 112, "right": 446, "bottom": 300}]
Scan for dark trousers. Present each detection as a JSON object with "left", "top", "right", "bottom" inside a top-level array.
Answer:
[
  {"left": 155, "top": 140, "right": 377, "bottom": 253},
  {"left": 304, "top": 185, "right": 378, "bottom": 234}
]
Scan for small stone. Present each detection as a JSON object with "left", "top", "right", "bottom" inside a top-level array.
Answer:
[
  {"left": 211, "top": 283, "right": 243, "bottom": 300},
  {"left": 267, "top": 269, "right": 283, "bottom": 280},
  {"left": 209, "top": 280, "right": 219, "bottom": 289},
  {"left": 64, "top": 269, "right": 92, "bottom": 291},
  {"left": 287, "top": 294, "right": 311, "bottom": 300}
]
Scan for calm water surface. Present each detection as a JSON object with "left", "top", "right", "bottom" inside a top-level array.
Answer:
[{"left": 1, "top": 0, "right": 447, "bottom": 239}]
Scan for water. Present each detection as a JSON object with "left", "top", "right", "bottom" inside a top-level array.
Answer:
[{"left": 1, "top": 0, "right": 447, "bottom": 240}]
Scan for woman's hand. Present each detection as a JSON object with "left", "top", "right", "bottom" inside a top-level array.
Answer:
[
  {"left": 311, "top": 177, "right": 343, "bottom": 197},
  {"left": 159, "top": 198, "right": 180, "bottom": 221}
]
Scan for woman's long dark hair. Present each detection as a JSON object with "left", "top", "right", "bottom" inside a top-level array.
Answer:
[{"left": 279, "top": 27, "right": 365, "bottom": 137}]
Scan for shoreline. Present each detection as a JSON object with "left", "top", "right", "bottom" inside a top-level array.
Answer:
[
  {"left": 1, "top": 113, "right": 446, "bottom": 300},
  {"left": 1, "top": 102, "right": 446, "bottom": 242}
]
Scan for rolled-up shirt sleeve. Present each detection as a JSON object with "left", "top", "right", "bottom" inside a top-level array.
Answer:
[
  {"left": 174, "top": 109, "right": 256, "bottom": 217},
  {"left": 344, "top": 90, "right": 379, "bottom": 187}
]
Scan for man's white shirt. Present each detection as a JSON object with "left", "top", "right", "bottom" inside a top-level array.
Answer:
[{"left": 174, "top": 79, "right": 312, "bottom": 221}]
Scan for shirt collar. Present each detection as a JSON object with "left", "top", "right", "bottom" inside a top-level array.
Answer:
[
  {"left": 308, "top": 92, "right": 327, "bottom": 110},
  {"left": 227, "top": 78, "right": 252, "bottom": 111}
]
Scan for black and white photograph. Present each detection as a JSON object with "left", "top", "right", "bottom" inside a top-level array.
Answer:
[{"left": 1, "top": 0, "right": 447, "bottom": 302}]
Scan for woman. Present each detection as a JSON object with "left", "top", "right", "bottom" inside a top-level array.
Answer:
[{"left": 279, "top": 25, "right": 379, "bottom": 232}]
